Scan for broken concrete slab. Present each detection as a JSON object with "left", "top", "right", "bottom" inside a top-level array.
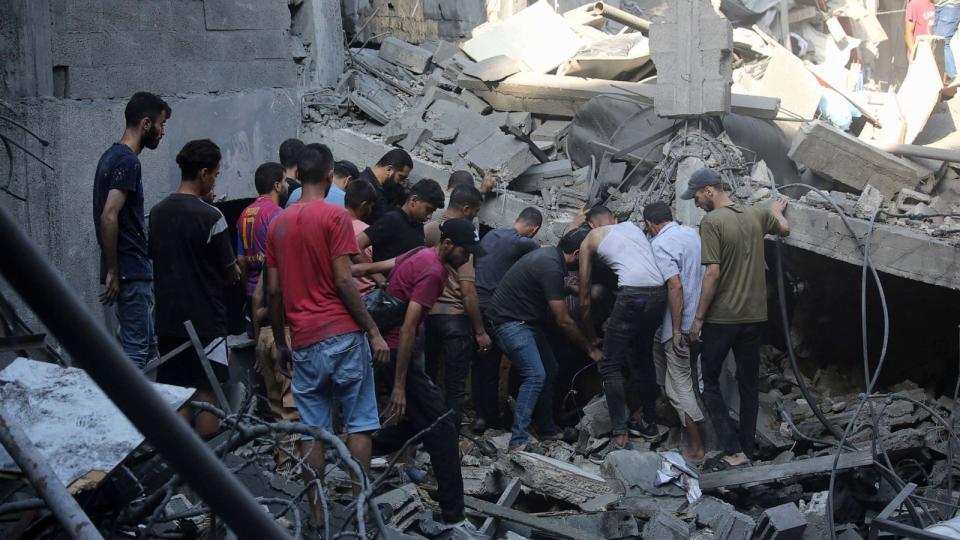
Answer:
[
  {"left": 888, "top": 35, "right": 945, "bottom": 145},
  {"left": 578, "top": 395, "right": 614, "bottom": 438},
  {"left": 649, "top": 0, "right": 733, "bottom": 117},
  {"left": 699, "top": 449, "right": 873, "bottom": 490},
  {"left": 461, "top": 55, "right": 525, "bottom": 83},
  {"left": 756, "top": 502, "right": 807, "bottom": 539},
  {"left": 799, "top": 492, "right": 830, "bottom": 540},
  {"left": 374, "top": 483, "right": 423, "bottom": 531},
  {"left": 458, "top": 89, "right": 492, "bottom": 114},
  {"left": 531, "top": 120, "right": 570, "bottom": 147},
  {"left": 714, "top": 510, "right": 756, "bottom": 540},
  {"left": 541, "top": 511, "right": 640, "bottom": 539},
  {"left": 788, "top": 121, "right": 923, "bottom": 200},
  {"left": 601, "top": 450, "right": 687, "bottom": 499},
  {"left": 465, "top": 496, "right": 606, "bottom": 540},
  {"left": 688, "top": 495, "right": 735, "bottom": 528},
  {"left": 495, "top": 451, "right": 617, "bottom": 511},
  {"left": 462, "top": 1, "right": 584, "bottom": 74},
  {"left": 378, "top": 36, "right": 433, "bottom": 74},
  {"left": 756, "top": 48, "right": 823, "bottom": 137},
  {"left": 642, "top": 510, "right": 691, "bottom": 540},
  {"left": 560, "top": 33, "right": 653, "bottom": 82}
]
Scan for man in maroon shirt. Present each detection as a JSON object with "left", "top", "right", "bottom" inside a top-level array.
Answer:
[
  {"left": 374, "top": 218, "right": 482, "bottom": 532},
  {"left": 266, "top": 143, "right": 389, "bottom": 524}
]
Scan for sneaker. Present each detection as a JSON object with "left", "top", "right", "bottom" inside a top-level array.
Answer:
[
  {"left": 589, "top": 439, "right": 635, "bottom": 464},
  {"left": 627, "top": 418, "right": 659, "bottom": 438},
  {"left": 539, "top": 426, "right": 578, "bottom": 443},
  {"left": 405, "top": 466, "right": 427, "bottom": 484}
]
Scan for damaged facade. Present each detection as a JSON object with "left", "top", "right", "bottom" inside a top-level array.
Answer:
[{"left": 3, "top": 0, "right": 960, "bottom": 539}]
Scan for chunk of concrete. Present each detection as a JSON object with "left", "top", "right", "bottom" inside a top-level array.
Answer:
[
  {"left": 495, "top": 451, "right": 617, "bottom": 511},
  {"left": 578, "top": 395, "right": 613, "bottom": 438},
  {"left": 601, "top": 450, "right": 686, "bottom": 498},
  {"left": 854, "top": 184, "right": 884, "bottom": 217},
  {"left": 542, "top": 511, "right": 640, "bottom": 539},
  {"left": 799, "top": 491, "right": 830, "bottom": 540},
  {"left": 458, "top": 89, "right": 492, "bottom": 114},
  {"left": 378, "top": 36, "right": 433, "bottom": 74},
  {"left": 756, "top": 502, "right": 807, "bottom": 540},
  {"left": 896, "top": 188, "right": 933, "bottom": 212},
  {"left": 463, "top": 0, "right": 583, "bottom": 73},
  {"left": 641, "top": 510, "right": 691, "bottom": 540},
  {"left": 531, "top": 120, "right": 570, "bottom": 147},
  {"left": 714, "top": 510, "right": 756, "bottom": 540},
  {"left": 462, "top": 55, "right": 526, "bottom": 82},
  {"left": 649, "top": 0, "right": 733, "bottom": 117},
  {"left": 688, "top": 495, "right": 735, "bottom": 528},
  {"left": 788, "top": 121, "right": 922, "bottom": 200},
  {"left": 756, "top": 48, "right": 823, "bottom": 137}
]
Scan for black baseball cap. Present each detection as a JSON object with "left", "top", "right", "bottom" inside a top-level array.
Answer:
[
  {"left": 678, "top": 168, "right": 722, "bottom": 200},
  {"left": 440, "top": 218, "right": 485, "bottom": 257}
]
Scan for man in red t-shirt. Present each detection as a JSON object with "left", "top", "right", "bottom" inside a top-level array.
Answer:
[
  {"left": 906, "top": 0, "right": 935, "bottom": 56},
  {"left": 374, "top": 218, "right": 482, "bottom": 532},
  {"left": 266, "top": 143, "right": 389, "bottom": 524}
]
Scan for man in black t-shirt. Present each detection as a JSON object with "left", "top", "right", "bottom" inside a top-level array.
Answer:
[
  {"left": 93, "top": 91, "right": 171, "bottom": 371},
  {"left": 357, "top": 178, "right": 445, "bottom": 262},
  {"left": 357, "top": 148, "right": 414, "bottom": 224},
  {"left": 279, "top": 138, "right": 305, "bottom": 193},
  {"left": 149, "top": 139, "right": 241, "bottom": 435},
  {"left": 488, "top": 228, "right": 602, "bottom": 452}
]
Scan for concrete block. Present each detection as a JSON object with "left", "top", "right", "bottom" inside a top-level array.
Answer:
[
  {"left": 649, "top": 0, "right": 732, "bottom": 117},
  {"left": 756, "top": 49, "right": 822, "bottom": 137},
  {"left": 788, "top": 121, "right": 922, "bottom": 200},
  {"left": 100, "top": 0, "right": 141, "bottom": 31},
  {"left": 251, "top": 30, "right": 290, "bottom": 60},
  {"left": 601, "top": 450, "right": 686, "bottom": 498},
  {"left": 94, "top": 31, "right": 165, "bottom": 66},
  {"left": 378, "top": 37, "right": 433, "bottom": 74},
  {"left": 236, "top": 59, "right": 296, "bottom": 90},
  {"left": 61, "top": 66, "right": 105, "bottom": 99},
  {"left": 462, "top": 55, "right": 525, "bottom": 82},
  {"left": 756, "top": 502, "right": 806, "bottom": 540},
  {"left": 799, "top": 491, "right": 830, "bottom": 540},
  {"left": 714, "top": 510, "right": 756, "bottom": 540},
  {"left": 137, "top": 0, "right": 175, "bottom": 31},
  {"left": 53, "top": 0, "right": 103, "bottom": 33},
  {"left": 641, "top": 510, "right": 690, "bottom": 540},
  {"left": 52, "top": 32, "right": 96, "bottom": 67},
  {"left": 688, "top": 495, "right": 734, "bottom": 528},
  {"left": 458, "top": 89, "right": 491, "bottom": 114},
  {"left": 203, "top": 0, "right": 290, "bottom": 30},
  {"left": 163, "top": 33, "right": 208, "bottom": 63},
  {"left": 531, "top": 120, "right": 570, "bottom": 146}
]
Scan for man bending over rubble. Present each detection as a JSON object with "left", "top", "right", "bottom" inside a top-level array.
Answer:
[
  {"left": 578, "top": 213, "right": 666, "bottom": 455},
  {"left": 644, "top": 201, "right": 707, "bottom": 464},
  {"left": 356, "top": 148, "right": 414, "bottom": 224},
  {"left": 374, "top": 219, "right": 481, "bottom": 533},
  {"left": 488, "top": 227, "right": 603, "bottom": 452},
  {"left": 266, "top": 143, "right": 390, "bottom": 521},
  {"left": 357, "top": 178, "right": 445, "bottom": 262},
  {"left": 682, "top": 168, "right": 789, "bottom": 471}
]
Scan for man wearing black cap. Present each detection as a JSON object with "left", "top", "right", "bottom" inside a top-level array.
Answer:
[
  {"left": 679, "top": 167, "right": 789, "bottom": 470},
  {"left": 373, "top": 218, "right": 481, "bottom": 533},
  {"left": 488, "top": 228, "right": 603, "bottom": 452}
]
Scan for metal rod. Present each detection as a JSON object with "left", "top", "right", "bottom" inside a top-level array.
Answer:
[
  {"left": 184, "top": 321, "right": 232, "bottom": 415},
  {"left": 589, "top": 2, "right": 651, "bottom": 34},
  {"left": 0, "top": 202, "right": 289, "bottom": 539},
  {"left": 0, "top": 406, "right": 103, "bottom": 540}
]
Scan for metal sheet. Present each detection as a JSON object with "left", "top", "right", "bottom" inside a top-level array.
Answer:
[{"left": 0, "top": 358, "right": 193, "bottom": 489}]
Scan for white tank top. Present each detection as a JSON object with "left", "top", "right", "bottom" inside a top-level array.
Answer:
[{"left": 596, "top": 222, "right": 664, "bottom": 288}]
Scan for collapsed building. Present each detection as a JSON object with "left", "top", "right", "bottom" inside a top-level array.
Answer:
[{"left": 3, "top": 0, "right": 960, "bottom": 538}]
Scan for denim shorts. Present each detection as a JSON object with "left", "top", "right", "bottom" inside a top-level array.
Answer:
[{"left": 291, "top": 331, "right": 380, "bottom": 437}]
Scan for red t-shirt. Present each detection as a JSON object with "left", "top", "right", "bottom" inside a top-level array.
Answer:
[
  {"left": 384, "top": 248, "right": 448, "bottom": 348},
  {"left": 906, "top": 0, "right": 934, "bottom": 38},
  {"left": 267, "top": 199, "right": 361, "bottom": 349}
]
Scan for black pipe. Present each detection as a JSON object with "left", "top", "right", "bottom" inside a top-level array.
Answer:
[{"left": 0, "top": 203, "right": 288, "bottom": 539}]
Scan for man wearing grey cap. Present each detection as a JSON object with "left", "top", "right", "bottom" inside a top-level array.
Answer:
[{"left": 679, "top": 168, "right": 789, "bottom": 471}]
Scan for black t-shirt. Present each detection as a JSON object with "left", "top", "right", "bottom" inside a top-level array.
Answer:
[
  {"left": 358, "top": 168, "right": 390, "bottom": 225},
  {"left": 286, "top": 176, "right": 301, "bottom": 192},
  {"left": 149, "top": 193, "right": 236, "bottom": 339},
  {"left": 364, "top": 208, "right": 425, "bottom": 262},
  {"left": 488, "top": 246, "right": 568, "bottom": 326},
  {"left": 92, "top": 143, "right": 152, "bottom": 282},
  {"left": 474, "top": 227, "right": 540, "bottom": 313}
]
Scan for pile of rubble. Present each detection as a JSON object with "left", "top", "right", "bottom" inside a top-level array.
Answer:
[{"left": 305, "top": 0, "right": 960, "bottom": 244}]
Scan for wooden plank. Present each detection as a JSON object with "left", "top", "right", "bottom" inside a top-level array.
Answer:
[
  {"left": 700, "top": 450, "right": 874, "bottom": 490},
  {"left": 464, "top": 496, "right": 606, "bottom": 540}
]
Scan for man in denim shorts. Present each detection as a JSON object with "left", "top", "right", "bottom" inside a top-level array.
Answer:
[{"left": 266, "top": 143, "right": 390, "bottom": 523}]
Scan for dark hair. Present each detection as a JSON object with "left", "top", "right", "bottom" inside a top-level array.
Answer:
[
  {"left": 334, "top": 160, "right": 360, "bottom": 180},
  {"left": 447, "top": 170, "right": 474, "bottom": 191},
  {"left": 517, "top": 207, "right": 543, "bottom": 227},
  {"left": 559, "top": 226, "right": 589, "bottom": 254},
  {"left": 586, "top": 205, "right": 613, "bottom": 222},
  {"left": 643, "top": 201, "right": 673, "bottom": 225},
  {"left": 345, "top": 178, "right": 377, "bottom": 209},
  {"left": 279, "top": 138, "right": 306, "bottom": 169},
  {"left": 376, "top": 148, "right": 413, "bottom": 170},
  {"left": 298, "top": 143, "right": 334, "bottom": 185},
  {"left": 254, "top": 162, "right": 284, "bottom": 195},
  {"left": 176, "top": 139, "right": 221, "bottom": 180},
  {"left": 124, "top": 92, "right": 171, "bottom": 128},
  {"left": 409, "top": 178, "right": 445, "bottom": 209},
  {"left": 449, "top": 184, "right": 482, "bottom": 210}
]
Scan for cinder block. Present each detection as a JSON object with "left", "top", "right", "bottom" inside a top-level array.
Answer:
[
  {"left": 138, "top": 0, "right": 174, "bottom": 31},
  {"left": 63, "top": 66, "right": 107, "bottom": 99},
  {"left": 714, "top": 510, "right": 755, "bottom": 540},
  {"left": 788, "top": 121, "right": 922, "bottom": 200},
  {"left": 201, "top": 62, "right": 242, "bottom": 93},
  {"left": 236, "top": 59, "right": 296, "bottom": 90},
  {"left": 94, "top": 32, "right": 164, "bottom": 66},
  {"left": 52, "top": 32, "right": 97, "bottom": 67},
  {"left": 378, "top": 37, "right": 433, "bottom": 74},
  {"left": 100, "top": 0, "right": 141, "bottom": 31},
  {"left": 217, "top": 32, "right": 258, "bottom": 62},
  {"left": 162, "top": 33, "right": 206, "bottom": 63},
  {"left": 756, "top": 502, "right": 806, "bottom": 540},
  {"left": 251, "top": 30, "right": 290, "bottom": 60},
  {"left": 203, "top": 0, "right": 290, "bottom": 30},
  {"left": 53, "top": 0, "right": 103, "bottom": 33},
  {"left": 642, "top": 510, "right": 690, "bottom": 540},
  {"left": 102, "top": 64, "right": 147, "bottom": 98}
]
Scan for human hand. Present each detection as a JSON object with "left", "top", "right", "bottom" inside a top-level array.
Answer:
[
  {"left": 588, "top": 347, "right": 603, "bottom": 363},
  {"left": 672, "top": 332, "right": 684, "bottom": 355},
  {"left": 369, "top": 334, "right": 390, "bottom": 366},
  {"left": 385, "top": 386, "right": 406, "bottom": 423},
  {"left": 688, "top": 319, "right": 703, "bottom": 344},
  {"left": 772, "top": 195, "right": 788, "bottom": 215},
  {"left": 100, "top": 269, "right": 120, "bottom": 305},
  {"left": 480, "top": 170, "right": 496, "bottom": 194},
  {"left": 476, "top": 332, "right": 492, "bottom": 352}
]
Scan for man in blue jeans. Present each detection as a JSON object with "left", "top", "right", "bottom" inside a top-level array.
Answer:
[
  {"left": 488, "top": 228, "right": 602, "bottom": 452},
  {"left": 936, "top": 0, "right": 960, "bottom": 80},
  {"left": 93, "top": 91, "right": 171, "bottom": 369}
]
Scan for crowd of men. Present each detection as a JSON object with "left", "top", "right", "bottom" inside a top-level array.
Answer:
[{"left": 94, "top": 91, "right": 791, "bottom": 528}]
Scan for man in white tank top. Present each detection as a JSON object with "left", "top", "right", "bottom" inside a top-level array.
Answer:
[{"left": 579, "top": 216, "right": 669, "bottom": 453}]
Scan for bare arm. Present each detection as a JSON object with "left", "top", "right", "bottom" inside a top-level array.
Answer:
[
  {"left": 666, "top": 275, "right": 684, "bottom": 350},
  {"left": 385, "top": 302, "right": 425, "bottom": 422},
  {"left": 689, "top": 264, "right": 720, "bottom": 343},
  {"left": 352, "top": 258, "right": 396, "bottom": 277},
  {"left": 268, "top": 266, "right": 287, "bottom": 351},
  {"left": 905, "top": 20, "right": 916, "bottom": 54},
  {"left": 99, "top": 189, "right": 128, "bottom": 304},
  {"left": 549, "top": 299, "right": 601, "bottom": 361},
  {"left": 771, "top": 197, "right": 790, "bottom": 236},
  {"left": 333, "top": 255, "right": 389, "bottom": 364},
  {"left": 223, "top": 261, "right": 241, "bottom": 284},
  {"left": 461, "top": 280, "right": 491, "bottom": 348},
  {"left": 251, "top": 273, "right": 268, "bottom": 338},
  {"left": 577, "top": 231, "right": 601, "bottom": 343},
  {"left": 356, "top": 231, "right": 372, "bottom": 251},
  {"left": 237, "top": 256, "right": 248, "bottom": 285}
]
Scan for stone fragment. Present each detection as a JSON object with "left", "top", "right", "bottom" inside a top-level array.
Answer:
[
  {"left": 642, "top": 510, "right": 691, "bottom": 540},
  {"left": 378, "top": 36, "right": 433, "bottom": 74},
  {"left": 756, "top": 502, "right": 807, "bottom": 539},
  {"left": 714, "top": 510, "right": 756, "bottom": 540},
  {"left": 601, "top": 450, "right": 686, "bottom": 498}
]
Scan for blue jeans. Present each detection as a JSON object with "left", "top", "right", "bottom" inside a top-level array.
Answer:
[
  {"left": 291, "top": 331, "right": 380, "bottom": 437},
  {"left": 494, "top": 321, "right": 558, "bottom": 448},
  {"left": 116, "top": 280, "right": 157, "bottom": 369},
  {"left": 936, "top": 5, "right": 960, "bottom": 78}
]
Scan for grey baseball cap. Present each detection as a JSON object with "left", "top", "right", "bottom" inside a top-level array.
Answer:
[{"left": 678, "top": 168, "right": 722, "bottom": 200}]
